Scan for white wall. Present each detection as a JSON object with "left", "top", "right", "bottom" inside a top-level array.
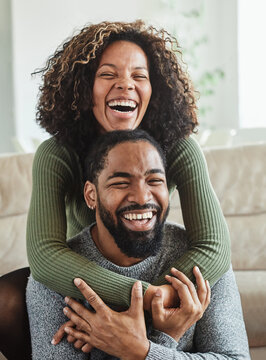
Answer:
[
  {"left": 0, "top": 0, "right": 15, "bottom": 152},
  {"left": 8, "top": 0, "right": 238, "bottom": 152},
  {"left": 238, "top": 0, "right": 266, "bottom": 128},
  {"left": 145, "top": 0, "right": 238, "bottom": 131}
]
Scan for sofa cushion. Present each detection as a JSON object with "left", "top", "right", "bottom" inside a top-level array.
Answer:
[
  {"left": 235, "top": 270, "right": 266, "bottom": 347},
  {"left": 0, "top": 153, "right": 33, "bottom": 275},
  {"left": 0, "top": 214, "right": 28, "bottom": 275}
]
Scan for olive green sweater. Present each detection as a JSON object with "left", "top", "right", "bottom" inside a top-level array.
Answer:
[{"left": 26, "top": 136, "right": 230, "bottom": 306}]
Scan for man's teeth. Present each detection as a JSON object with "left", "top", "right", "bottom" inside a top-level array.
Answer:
[
  {"left": 123, "top": 212, "right": 153, "bottom": 221},
  {"left": 107, "top": 100, "right": 137, "bottom": 109}
]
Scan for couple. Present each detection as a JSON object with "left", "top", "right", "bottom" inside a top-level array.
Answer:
[{"left": 26, "top": 129, "right": 250, "bottom": 359}]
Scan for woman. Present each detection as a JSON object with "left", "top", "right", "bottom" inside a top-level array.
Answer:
[{"left": 0, "top": 20, "right": 230, "bottom": 359}]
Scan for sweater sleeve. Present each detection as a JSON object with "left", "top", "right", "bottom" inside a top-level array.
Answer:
[
  {"left": 26, "top": 139, "right": 149, "bottom": 306},
  {"left": 146, "top": 269, "right": 250, "bottom": 360},
  {"left": 154, "top": 136, "right": 231, "bottom": 287}
]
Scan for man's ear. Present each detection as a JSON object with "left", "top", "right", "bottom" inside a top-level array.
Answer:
[{"left": 84, "top": 181, "right": 97, "bottom": 210}]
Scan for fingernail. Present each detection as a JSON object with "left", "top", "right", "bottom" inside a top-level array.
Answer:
[
  {"left": 135, "top": 281, "right": 142, "bottom": 289},
  {"left": 64, "top": 327, "right": 70, "bottom": 333},
  {"left": 74, "top": 278, "right": 81, "bottom": 286},
  {"left": 65, "top": 296, "right": 70, "bottom": 304},
  {"left": 51, "top": 338, "right": 56, "bottom": 345},
  {"left": 155, "top": 289, "right": 161, "bottom": 297},
  {"left": 195, "top": 266, "right": 199, "bottom": 272},
  {"left": 63, "top": 307, "right": 68, "bottom": 314}
]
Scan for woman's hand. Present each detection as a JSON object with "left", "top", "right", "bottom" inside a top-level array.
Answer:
[
  {"left": 63, "top": 278, "right": 149, "bottom": 360},
  {"left": 52, "top": 320, "right": 93, "bottom": 353},
  {"left": 151, "top": 266, "right": 211, "bottom": 342},
  {"left": 143, "top": 283, "right": 179, "bottom": 311}
]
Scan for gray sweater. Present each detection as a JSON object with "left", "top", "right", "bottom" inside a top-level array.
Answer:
[{"left": 26, "top": 223, "right": 250, "bottom": 359}]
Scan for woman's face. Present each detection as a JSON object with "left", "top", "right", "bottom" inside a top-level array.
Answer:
[{"left": 92, "top": 40, "right": 152, "bottom": 132}]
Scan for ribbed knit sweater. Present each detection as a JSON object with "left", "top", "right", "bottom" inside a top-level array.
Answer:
[
  {"left": 26, "top": 223, "right": 249, "bottom": 359},
  {"left": 26, "top": 136, "right": 230, "bottom": 305}
]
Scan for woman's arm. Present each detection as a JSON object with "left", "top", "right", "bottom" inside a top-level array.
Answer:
[
  {"left": 26, "top": 138, "right": 149, "bottom": 306},
  {"left": 154, "top": 136, "right": 231, "bottom": 286}
]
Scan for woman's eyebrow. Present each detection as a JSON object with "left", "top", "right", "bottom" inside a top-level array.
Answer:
[
  {"left": 98, "top": 63, "right": 148, "bottom": 71},
  {"left": 98, "top": 63, "right": 116, "bottom": 69}
]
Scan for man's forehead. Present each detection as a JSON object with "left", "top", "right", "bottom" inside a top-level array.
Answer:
[{"left": 102, "top": 141, "right": 165, "bottom": 177}]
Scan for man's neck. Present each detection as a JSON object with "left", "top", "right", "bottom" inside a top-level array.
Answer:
[{"left": 91, "top": 224, "right": 143, "bottom": 267}]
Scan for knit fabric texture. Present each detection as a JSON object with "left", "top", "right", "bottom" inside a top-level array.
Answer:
[
  {"left": 26, "top": 136, "right": 230, "bottom": 305},
  {"left": 26, "top": 223, "right": 249, "bottom": 359}
]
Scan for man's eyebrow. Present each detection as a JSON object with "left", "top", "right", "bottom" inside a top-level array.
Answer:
[
  {"left": 107, "top": 172, "right": 132, "bottom": 180},
  {"left": 145, "top": 169, "right": 165, "bottom": 176}
]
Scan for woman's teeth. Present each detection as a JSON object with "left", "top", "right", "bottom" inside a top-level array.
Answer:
[
  {"left": 107, "top": 100, "right": 137, "bottom": 113},
  {"left": 123, "top": 212, "right": 153, "bottom": 221}
]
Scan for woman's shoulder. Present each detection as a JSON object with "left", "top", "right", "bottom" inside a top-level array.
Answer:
[
  {"left": 33, "top": 137, "right": 80, "bottom": 175},
  {"left": 35, "top": 137, "right": 78, "bottom": 161},
  {"left": 167, "top": 135, "right": 202, "bottom": 156},
  {"left": 166, "top": 135, "right": 206, "bottom": 168}
]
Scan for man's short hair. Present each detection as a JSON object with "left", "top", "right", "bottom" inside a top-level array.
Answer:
[{"left": 84, "top": 129, "right": 166, "bottom": 184}]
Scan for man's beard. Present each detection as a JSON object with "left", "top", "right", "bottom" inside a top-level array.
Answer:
[{"left": 97, "top": 197, "right": 169, "bottom": 259}]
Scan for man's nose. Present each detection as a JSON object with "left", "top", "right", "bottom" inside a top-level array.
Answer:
[
  {"left": 127, "top": 184, "right": 152, "bottom": 205},
  {"left": 114, "top": 77, "right": 135, "bottom": 91}
]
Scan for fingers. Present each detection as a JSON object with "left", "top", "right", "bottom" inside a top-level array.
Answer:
[
  {"left": 74, "top": 278, "right": 107, "bottom": 313},
  {"left": 73, "top": 339, "right": 86, "bottom": 349},
  {"left": 66, "top": 334, "right": 76, "bottom": 343},
  {"left": 64, "top": 326, "right": 91, "bottom": 345},
  {"left": 129, "top": 281, "right": 144, "bottom": 316},
  {"left": 81, "top": 343, "right": 93, "bottom": 353},
  {"left": 52, "top": 320, "right": 74, "bottom": 345},
  {"left": 151, "top": 288, "right": 164, "bottom": 318},
  {"left": 193, "top": 266, "right": 210, "bottom": 307},
  {"left": 165, "top": 270, "right": 194, "bottom": 305},
  {"left": 171, "top": 268, "right": 199, "bottom": 303},
  {"left": 63, "top": 306, "right": 92, "bottom": 333}
]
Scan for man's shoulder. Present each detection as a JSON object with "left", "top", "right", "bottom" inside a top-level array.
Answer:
[{"left": 162, "top": 222, "right": 188, "bottom": 252}]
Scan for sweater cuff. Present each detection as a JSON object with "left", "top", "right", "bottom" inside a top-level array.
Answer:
[
  {"left": 146, "top": 340, "right": 177, "bottom": 359},
  {"left": 149, "top": 328, "right": 178, "bottom": 348}
]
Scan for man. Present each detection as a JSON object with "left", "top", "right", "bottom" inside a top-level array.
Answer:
[{"left": 26, "top": 130, "right": 250, "bottom": 359}]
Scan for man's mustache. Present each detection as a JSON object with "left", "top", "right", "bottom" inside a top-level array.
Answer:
[{"left": 116, "top": 204, "right": 161, "bottom": 216}]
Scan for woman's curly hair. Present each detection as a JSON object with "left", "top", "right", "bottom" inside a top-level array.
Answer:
[{"left": 34, "top": 20, "right": 198, "bottom": 159}]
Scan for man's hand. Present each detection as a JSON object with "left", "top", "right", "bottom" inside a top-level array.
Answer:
[
  {"left": 52, "top": 320, "right": 93, "bottom": 353},
  {"left": 63, "top": 279, "right": 150, "bottom": 360},
  {"left": 151, "top": 266, "right": 211, "bottom": 342}
]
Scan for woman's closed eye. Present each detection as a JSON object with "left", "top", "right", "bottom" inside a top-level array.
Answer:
[
  {"left": 99, "top": 72, "right": 115, "bottom": 78},
  {"left": 133, "top": 72, "right": 149, "bottom": 80}
]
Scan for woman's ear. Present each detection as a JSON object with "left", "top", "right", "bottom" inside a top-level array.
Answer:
[{"left": 84, "top": 181, "right": 96, "bottom": 210}]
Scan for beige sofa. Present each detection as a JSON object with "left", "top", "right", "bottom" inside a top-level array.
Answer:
[{"left": 0, "top": 143, "right": 266, "bottom": 359}]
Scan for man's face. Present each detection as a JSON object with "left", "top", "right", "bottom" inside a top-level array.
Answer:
[{"left": 94, "top": 141, "right": 169, "bottom": 258}]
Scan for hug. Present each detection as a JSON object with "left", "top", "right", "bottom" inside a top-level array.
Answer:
[{"left": 0, "top": 20, "right": 250, "bottom": 359}]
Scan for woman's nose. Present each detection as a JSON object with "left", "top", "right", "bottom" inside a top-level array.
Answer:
[{"left": 114, "top": 77, "right": 135, "bottom": 90}]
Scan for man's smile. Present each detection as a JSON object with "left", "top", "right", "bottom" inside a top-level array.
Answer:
[{"left": 119, "top": 208, "right": 158, "bottom": 232}]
